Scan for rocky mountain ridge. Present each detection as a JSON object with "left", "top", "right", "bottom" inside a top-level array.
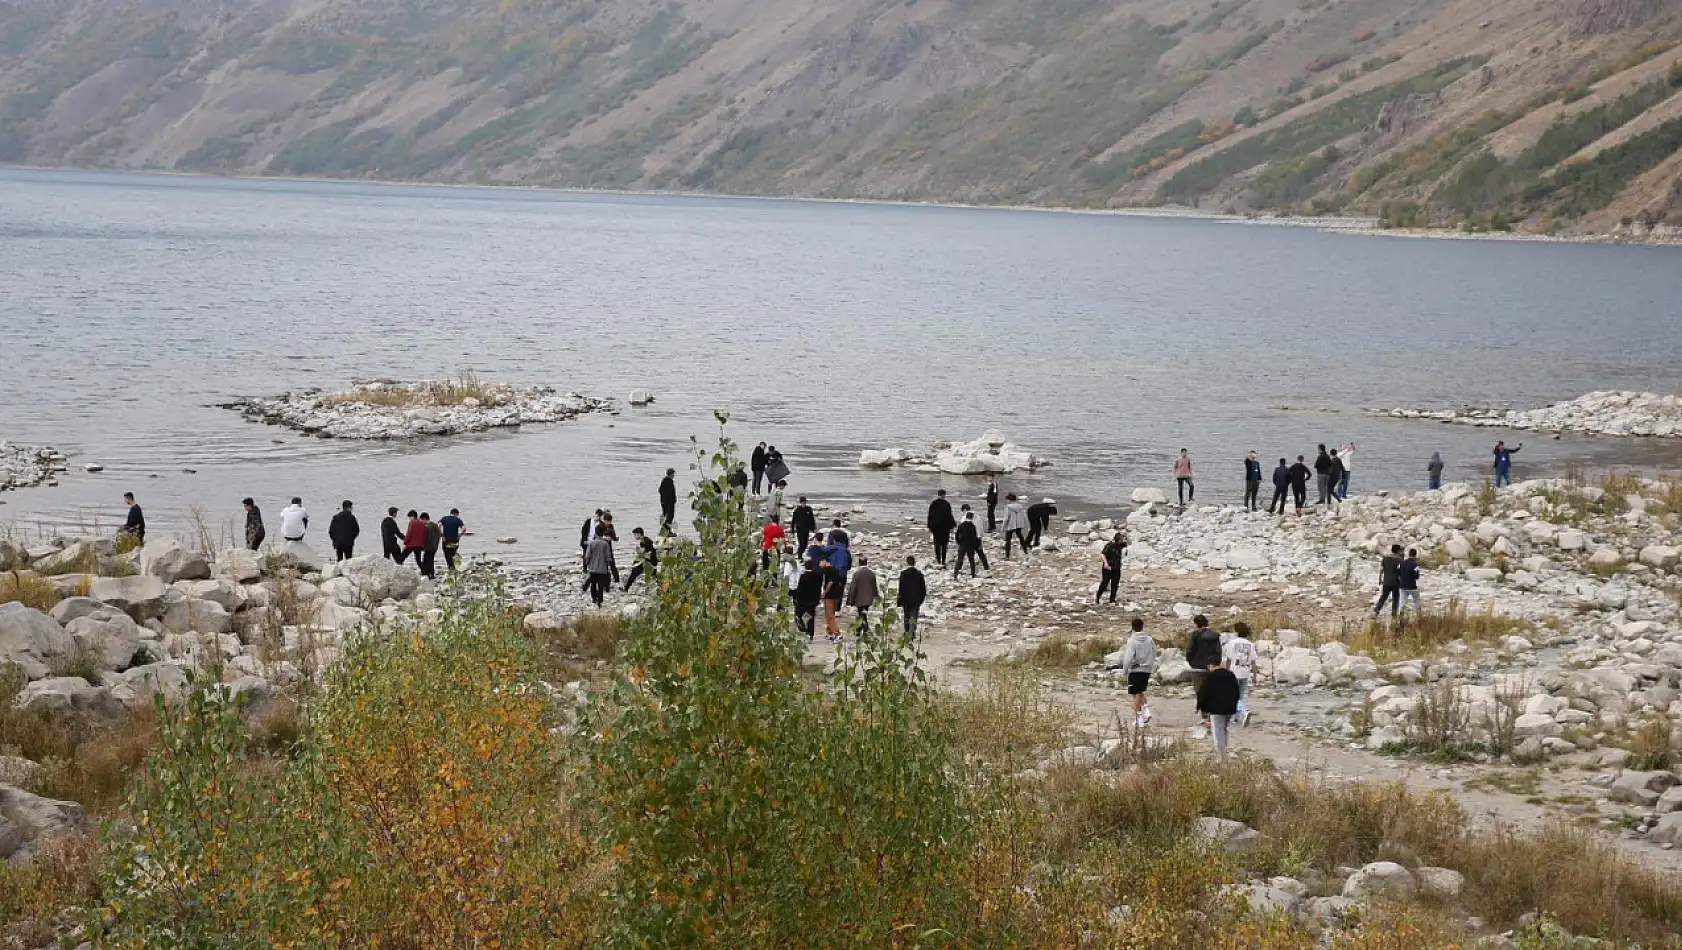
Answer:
[{"left": 2, "top": 0, "right": 1681, "bottom": 236}]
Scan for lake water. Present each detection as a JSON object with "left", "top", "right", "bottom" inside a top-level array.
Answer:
[{"left": 2, "top": 168, "right": 1680, "bottom": 563}]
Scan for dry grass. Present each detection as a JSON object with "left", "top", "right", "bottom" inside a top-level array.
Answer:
[
  {"left": 1, "top": 570, "right": 60, "bottom": 610},
  {"left": 1344, "top": 600, "right": 1533, "bottom": 662},
  {"left": 0, "top": 831, "right": 103, "bottom": 946},
  {"left": 320, "top": 374, "right": 513, "bottom": 409},
  {"left": 1016, "top": 635, "right": 1121, "bottom": 669},
  {"left": 0, "top": 664, "right": 156, "bottom": 813},
  {"left": 1623, "top": 714, "right": 1678, "bottom": 771}
]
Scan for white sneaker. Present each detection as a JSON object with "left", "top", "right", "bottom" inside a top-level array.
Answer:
[
  {"left": 1133, "top": 714, "right": 1145, "bottom": 729},
  {"left": 1141, "top": 705, "right": 1153, "bottom": 726}
]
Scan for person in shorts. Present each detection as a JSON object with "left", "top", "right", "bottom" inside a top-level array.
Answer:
[{"left": 1120, "top": 618, "right": 1158, "bottom": 727}]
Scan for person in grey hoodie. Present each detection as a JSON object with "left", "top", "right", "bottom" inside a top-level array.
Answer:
[
  {"left": 844, "top": 555, "right": 880, "bottom": 632},
  {"left": 584, "top": 532, "right": 615, "bottom": 607},
  {"left": 1119, "top": 618, "right": 1157, "bottom": 727},
  {"left": 1001, "top": 494, "right": 1032, "bottom": 559}
]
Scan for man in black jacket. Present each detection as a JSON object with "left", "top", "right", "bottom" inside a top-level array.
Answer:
[
  {"left": 1184, "top": 614, "right": 1223, "bottom": 726},
  {"left": 1097, "top": 532, "right": 1127, "bottom": 604},
  {"left": 1268, "top": 458, "right": 1291, "bottom": 515},
  {"left": 1374, "top": 544, "right": 1404, "bottom": 619},
  {"left": 953, "top": 511, "right": 989, "bottom": 578},
  {"left": 1288, "top": 455, "right": 1312, "bottom": 513},
  {"left": 122, "top": 492, "right": 145, "bottom": 545},
  {"left": 328, "top": 500, "right": 359, "bottom": 561},
  {"left": 750, "top": 442, "right": 768, "bottom": 495},
  {"left": 1314, "top": 444, "right": 1334, "bottom": 506},
  {"left": 1026, "top": 498, "right": 1058, "bottom": 548},
  {"left": 926, "top": 490, "right": 956, "bottom": 566},
  {"left": 1243, "top": 451, "right": 1262, "bottom": 512},
  {"left": 985, "top": 476, "right": 1000, "bottom": 532},
  {"left": 898, "top": 555, "right": 927, "bottom": 636},
  {"left": 381, "top": 507, "right": 403, "bottom": 561},
  {"left": 793, "top": 558, "right": 824, "bottom": 640},
  {"left": 790, "top": 496, "right": 816, "bottom": 554},
  {"left": 658, "top": 469, "right": 678, "bottom": 534},
  {"left": 623, "top": 527, "right": 659, "bottom": 591},
  {"left": 243, "top": 498, "right": 265, "bottom": 551}
]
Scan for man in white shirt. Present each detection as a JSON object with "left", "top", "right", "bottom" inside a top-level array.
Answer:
[
  {"left": 1337, "top": 443, "right": 1355, "bottom": 500},
  {"left": 279, "top": 497, "right": 310, "bottom": 542}
]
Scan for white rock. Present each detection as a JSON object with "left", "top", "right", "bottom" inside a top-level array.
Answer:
[
  {"left": 88, "top": 575, "right": 170, "bottom": 621},
  {"left": 1639, "top": 545, "right": 1678, "bottom": 568},
  {"left": 139, "top": 537, "right": 212, "bottom": 584},
  {"left": 1513, "top": 713, "right": 1562, "bottom": 737},
  {"left": 1557, "top": 529, "right": 1586, "bottom": 551},
  {"left": 1131, "top": 488, "right": 1169, "bottom": 505},
  {"left": 1343, "top": 862, "right": 1416, "bottom": 901}
]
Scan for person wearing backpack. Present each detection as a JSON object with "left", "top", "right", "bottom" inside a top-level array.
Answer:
[
  {"left": 1184, "top": 615, "right": 1223, "bottom": 726},
  {"left": 1399, "top": 549, "right": 1424, "bottom": 617},
  {"left": 1222, "top": 621, "right": 1259, "bottom": 726}
]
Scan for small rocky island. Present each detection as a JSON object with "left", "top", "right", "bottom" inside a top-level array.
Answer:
[
  {"left": 859, "top": 431, "right": 1050, "bottom": 474},
  {"left": 222, "top": 378, "right": 613, "bottom": 440},
  {"left": 0, "top": 443, "right": 67, "bottom": 491},
  {"left": 1380, "top": 391, "right": 1682, "bottom": 438}
]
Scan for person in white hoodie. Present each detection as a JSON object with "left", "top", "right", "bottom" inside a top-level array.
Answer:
[
  {"left": 1119, "top": 618, "right": 1158, "bottom": 727},
  {"left": 1337, "top": 443, "right": 1355, "bottom": 500},
  {"left": 1222, "top": 621, "right": 1260, "bottom": 726},
  {"left": 279, "top": 497, "right": 310, "bottom": 542}
]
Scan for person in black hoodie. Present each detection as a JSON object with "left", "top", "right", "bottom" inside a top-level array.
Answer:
[
  {"left": 623, "top": 527, "right": 659, "bottom": 591},
  {"left": 793, "top": 557, "right": 824, "bottom": 640},
  {"left": 897, "top": 555, "right": 927, "bottom": 636},
  {"left": 658, "top": 469, "right": 678, "bottom": 534},
  {"left": 1374, "top": 544, "right": 1404, "bottom": 619},
  {"left": 122, "top": 492, "right": 145, "bottom": 545},
  {"left": 243, "top": 498, "right": 266, "bottom": 551},
  {"left": 1314, "top": 445, "right": 1333, "bottom": 506},
  {"left": 1197, "top": 662, "right": 1241, "bottom": 764},
  {"left": 328, "top": 500, "right": 360, "bottom": 561},
  {"left": 1184, "top": 614, "right": 1223, "bottom": 724},
  {"left": 1243, "top": 451, "right": 1262, "bottom": 512},
  {"left": 953, "top": 511, "right": 989, "bottom": 578},
  {"left": 1097, "top": 532, "right": 1127, "bottom": 604},
  {"left": 381, "top": 507, "right": 403, "bottom": 562},
  {"left": 1026, "top": 498, "right": 1058, "bottom": 548},
  {"left": 985, "top": 476, "right": 999, "bottom": 532},
  {"left": 750, "top": 442, "right": 768, "bottom": 495},
  {"left": 1268, "top": 458, "right": 1291, "bottom": 515},
  {"left": 790, "top": 496, "right": 817, "bottom": 554},
  {"left": 926, "top": 490, "right": 956, "bottom": 566},
  {"left": 1326, "top": 451, "right": 1346, "bottom": 507},
  {"left": 1288, "top": 455, "right": 1312, "bottom": 513}
]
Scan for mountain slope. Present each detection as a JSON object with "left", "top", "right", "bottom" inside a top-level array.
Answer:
[{"left": 3, "top": 0, "right": 1681, "bottom": 237}]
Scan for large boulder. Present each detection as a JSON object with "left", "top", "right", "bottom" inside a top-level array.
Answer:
[
  {"left": 107, "top": 661, "right": 194, "bottom": 710},
  {"left": 33, "top": 540, "right": 97, "bottom": 575},
  {"left": 1639, "top": 545, "right": 1679, "bottom": 568},
  {"left": 1191, "top": 817, "right": 1262, "bottom": 854},
  {"left": 47, "top": 596, "right": 105, "bottom": 626},
  {"left": 15, "top": 677, "right": 117, "bottom": 717},
  {"left": 1342, "top": 861, "right": 1416, "bottom": 902},
  {"left": 1273, "top": 647, "right": 1323, "bottom": 686},
  {"left": 0, "top": 784, "right": 87, "bottom": 862},
  {"left": 161, "top": 597, "right": 233, "bottom": 636},
  {"left": 140, "top": 536, "right": 212, "bottom": 583},
  {"left": 64, "top": 609, "right": 142, "bottom": 670},
  {"left": 1415, "top": 867, "right": 1464, "bottom": 901},
  {"left": 858, "top": 449, "right": 910, "bottom": 468},
  {"left": 216, "top": 548, "right": 263, "bottom": 583},
  {"left": 1610, "top": 770, "right": 1678, "bottom": 806},
  {"left": 176, "top": 579, "right": 247, "bottom": 613},
  {"left": 274, "top": 539, "right": 324, "bottom": 573},
  {"left": 0, "top": 538, "right": 29, "bottom": 572},
  {"left": 1131, "top": 487, "right": 1169, "bottom": 505},
  {"left": 334, "top": 555, "right": 420, "bottom": 603},
  {"left": 88, "top": 575, "right": 169, "bottom": 622},
  {"left": 0, "top": 602, "right": 75, "bottom": 680},
  {"left": 1650, "top": 812, "right": 1682, "bottom": 847}
]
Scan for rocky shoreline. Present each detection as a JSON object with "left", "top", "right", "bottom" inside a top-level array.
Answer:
[
  {"left": 0, "top": 442, "right": 66, "bottom": 491},
  {"left": 221, "top": 379, "right": 613, "bottom": 440},
  {"left": 1378, "top": 391, "right": 1682, "bottom": 439}
]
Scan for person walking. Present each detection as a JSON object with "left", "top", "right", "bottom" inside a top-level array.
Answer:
[
  {"left": 790, "top": 496, "right": 817, "bottom": 555},
  {"left": 1326, "top": 450, "right": 1345, "bottom": 507},
  {"left": 327, "top": 500, "right": 359, "bottom": 561},
  {"left": 820, "top": 556, "right": 846, "bottom": 641},
  {"left": 827, "top": 518, "right": 850, "bottom": 548},
  {"left": 440, "top": 508, "right": 465, "bottom": 570},
  {"left": 897, "top": 555, "right": 927, "bottom": 636},
  {"left": 1492, "top": 440, "right": 1522, "bottom": 487},
  {"left": 1174, "top": 449, "right": 1195, "bottom": 506},
  {"left": 623, "top": 527, "right": 658, "bottom": 591},
  {"left": 584, "top": 530, "right": 614, "bottom": 607},
  {"left": 598, "top": 512, "right": 622, "bottom": 585},
  {"left": 1243, "top": 451, "right": 1262, "bottom": 512},
  {"left": 280, "top": 497, "right": 309, "bottom": 543},
  {"left": 1026, "top": 498, "right": 1057, "bottom": 548},
  {"left": 243, "top": 498, "right": 265, "bottom": 551},
  {"left": 1337, "top": 442, "right": 1355, "bottom": 499},
  {"left": 1374, "top": 544, "right": 1404, "bottom": 619},
  {"left": 1120, "top": 618, "right": 1156, "bottom": 727},
  {"left": 658, "top": 469, "right": 678, "bottom": 534},
  {"left": 1288, "top": 455, "right": 1312, "bottom": 513},
  {"left": 1399, "top": 548, "right": 1423, "bottom": 616},
  {"left": 1314, "top": 445, "right": 1333, "bottom": 506},
  {"left": 927, "top": 489, "right": 956, "bottom": 567},
  {"left": 1097, "top": 532, "right": 1127, "bottom": 604},
  {"left": 1184, "top": 615, "right": 1222, "bottom": 725},
  {"left": 793, "top": 557, "right": 824, "bottom": 640},
  {"left": 763, "top": 480, "right": 786, "bottom": 525},
  {"left": 1428, "top": 452, "right": 1445, "bottom": 490},
  {"left": 953, "top": 511, "right": 989, "bottom": 578},
  {"left": 1001, "top": 494, "right": 1031, "bottom": 559},
  {"left": 421, "top": 513, "right": 442, "bottom": 579},
  {"left": 121, "top": 492, "right": 146, "bottom": 545},
  {"left": 1223, "top": 621, "right": 1259, "bottom": 726},
  {"left": 581, "top": 509, "right": 603, "bottom": 558},
  {"left": 985, "top": 476, "right": 1000, "bottom": 532},
  {"left": 1268, "top": 458, "right": 1291, "bottom": 515},
  {"left": 381, "top": 507, "right": 403, "bottom": 562},
  {"left": 760, "top": 519, "right": 785, "bottom": 575},
  {"left": 1197, "top": 661, "right": 1241, "bottom": 764},
  {"left": 403, "top": 510, "right": 426, "bottom": 567},
  {"left": 845, "top": 556, "right": 879, "bottom": 632},
  {"left": 750, "top": 442, "right": 768, "bottom": 496}
]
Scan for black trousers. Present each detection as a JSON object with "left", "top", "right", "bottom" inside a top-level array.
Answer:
[
  {"left": 932, "top": 530, "right": 951, "bottom": 565},
  {"left": 1375, "top": 585, "right": 1400, "bottom": 616},
  {"left": 954, "top": 545, "right": 988, "bottom": 577},
  {"left": 1269, "top": 485, "right": 1289, "bottom": 514},
  {"left": 854, "top": 607, "right": 870, "bottom": 632},
  {"left": 420, "top": 549, "right": 437, "bottom": 577},
  {"left": 585, "top": 572, "right": 610, "bottom": 606},
  {"left": 1005, "top": 529, "right": 1029, "bottom": 558},
  {"left": 1245, "top": 480, "right": 1260, "bottom": 510},
  {"left": 1292, "top": 485, "right": 1307, "bottom": 510},
  {"left": 1097, "top": 568, "right": 1119, "bottom": 603},
  {"left": 1025, "top": 522, "right": 1043, "bottom": 548},
  {"left": 1177, "top": 477, "right": 1195, "bottom": 505},
  {"left": 752, "top": 469, "right": 765, "bottom": 495},
  {"left": 624, "top": 564, "right": 651, "bottom": 591},
  {"left": 661, "top": 503, "right": 676, "bottom": 531},
  {"left": 400, "top": 547, "right": 418, "bottom": 565},
  {"left": 249, "top": 531, "right": 266, "bottom": 552},
  {"left": 795, "top": 604, "right": 817, "bottom": 637},
  {"left": 334, "top": 545, "right": 353, "bottom": 561},
  {"left": 383, "top": 541, "right": 400, "bottom": 561},
  {"left": 902, "top": 605, "right": 920, "bottom": 636},
  {"left": 443, "top": 542, "right": 459, "bottom": 571},
  {"left": 987, "top": 502, "right": 997, "bottom": 532},
  {"left": 796, "top": 529, "right": 811, "bottom": 555}
]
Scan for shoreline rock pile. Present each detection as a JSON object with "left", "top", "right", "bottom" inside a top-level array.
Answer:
[
  {"left": 860, "top": 430, "right": 1050, "bottom": 474},
  {"left": 0, "top": 442, "right": 66, "bottom": 491},
  {"left": 1379, "top": 391, "right": 1682, "bottom": 438},
  {"left": 222, "top": 380, "right": 613, "bottom": 440}
]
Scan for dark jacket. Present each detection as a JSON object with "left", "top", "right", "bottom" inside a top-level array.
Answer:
[
  {"left": 927, "top": 498, "right": 956, "bottom": 535},
  {"left": 1244, "top": 458, "right": 1262, "bottom": 482},
  {"left": 1380, "top": 554, "right": 1403, "bottom": 588},
  {"left": 424, "top": 520, "right": 442, "bottom": 553},
  {"left": 791, "top": 505, "right": 816, "bottom": 534},
  {"left": 1027, "top": 503, "right": 1057, "bottom": 529},
  {"left": 1328, "top": 455, "right": 1346, "bottom": 483},
  {"left": 635, "top": 535, "right": 659, "bottom": 568},
  {"left": 955, "top": 520, "right": 981, "bottom": 549},
  {"left": 1398, "top": 558, "right": 1420, "bottom": 590},
  {"left": 828, "top": 527, "right": 850, "bottom": 547},
  {"left": 897, "top": 567, "right": 927, "bottom": 610},
  {"left": 124, "top": 504, "right": 145, "bottom": 541},
  {"left": 581, "top": 518, "right": 596, "bottom": 551},
  {"left": 329, "top": 511, "right": 360, "bottom": 549},
  {"left": 1197, "top": 668, "right": 1241, "bottom": 717},
  {"left": 727, "top": 469, "right": 749, "bottom": 493},
  {"left": 821, "top": 565, "right": 846, "bottom": 602},
  {"left": 659, "top": 475, "right": 677, "bottom": 507},
  {"left": 750, "top": 446, "right": 767, "bottom": 473},
  {"left": 986, "top": 482, "right": 999, "bottom": 506},
  {"left": 845, "top": 566, "right": 879, "bottom": 609},
  {"left": 1272, "top": 464, "right": 1291, "bottom": 488},
  {"left": 404, "top": 518, "right": 427, "bottom": 550},
  {"left": 1288, "top": 462, "right": 1312, "bottom": 488},
  {"left": 381, "top": 516, "right": 401, "bottom": 548},
  {"left": 1314, "top": 452, "right": 1332, "bottom": 475},
  {"left": 1101, "top": 539, "right": 1127, "bottom": 571},
  {"left": 794, "top": 569, "right": 825, "bottom": 609},
  {"left": 1185, "top": 627, "right": 1223, "bottom": 669},
  {"left": 246, "top": 507, "right": 265, "bottom": 547}
]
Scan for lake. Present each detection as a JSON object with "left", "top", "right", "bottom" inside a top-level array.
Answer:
[{"left": 2, "top": 168, "right": 1680, "bottom": 562}]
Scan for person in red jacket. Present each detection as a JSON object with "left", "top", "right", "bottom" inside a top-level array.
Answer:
[
  {"left": 402, "top": 510, "right": 427, "bottom": 566},
  {"left": 761, "top": 519, "right": 786, "bottom": 576}
]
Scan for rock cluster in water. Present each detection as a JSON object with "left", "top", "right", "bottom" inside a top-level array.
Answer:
[
  {"left": 859, "top": 430, "right": 1050, "bottom": 474},
  {"left": 0, "top": 442, "right": 66, "bottom": 490},
  {"left": 223, "top": 380, "right": 613, "bottom": 440},
  {"left": 1379, "top": 391, "right": 1682, "bottom": 438}
]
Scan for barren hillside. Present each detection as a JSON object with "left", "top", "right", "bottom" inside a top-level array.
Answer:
[{"left": 3, "top": 0, "right": 1681, "bottom": 236}]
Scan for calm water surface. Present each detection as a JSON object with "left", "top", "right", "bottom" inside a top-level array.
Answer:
[{"left": 2, "top": 169, "right": 1680, "bottom": 562}]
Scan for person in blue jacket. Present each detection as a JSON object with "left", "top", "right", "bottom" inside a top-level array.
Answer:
[{"left": 1492, "top": 440, "right": 1523, "bottom": 487}]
